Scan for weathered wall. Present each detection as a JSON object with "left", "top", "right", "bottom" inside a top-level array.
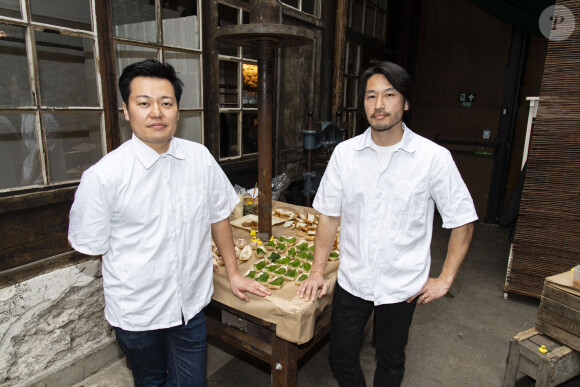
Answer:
[
  {"left": 412, "top": 0, "right": 513, "bottom": 218},
  {"left": 0, "top": 260, "right": 114, "bottom": 386}
]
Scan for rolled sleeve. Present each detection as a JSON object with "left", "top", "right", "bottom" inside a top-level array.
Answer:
[
  {"left": 312, "top": 147, "right": 343, "bottom": 217},
  {"left": 68, "top": 170, "right": 112, "bottom": 255},
  {"left": 208, "top": 155, "right": 239, "bottom": 223},
  {"left": 430, "top": 150, "right": 478, "bottom": 228}
]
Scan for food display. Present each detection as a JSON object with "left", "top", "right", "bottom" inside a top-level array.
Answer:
[
  {"left": 214, "top": 208, "right": 339, "bottom": 290},
  {"left": 242, "top": 235, "right": 338, "bottom": 290}
]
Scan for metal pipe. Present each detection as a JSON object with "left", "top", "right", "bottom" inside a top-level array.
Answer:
[{"left": 257, "top": 39, "right": 274, "bottom": 240}]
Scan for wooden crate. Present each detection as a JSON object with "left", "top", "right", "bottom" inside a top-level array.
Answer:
[
  {"left": 536, "top": 271, "right": 580, "bottom": 352},
  {"left": 503, "top": 328, "right": 580, "bottom": 387}
]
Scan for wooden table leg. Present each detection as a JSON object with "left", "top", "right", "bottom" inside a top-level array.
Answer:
[{"left": 271, "top": 333, "right": 299, "bottom": 387}]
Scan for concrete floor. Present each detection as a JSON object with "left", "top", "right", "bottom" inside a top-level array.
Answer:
[{"left": 73, "top": 219, "right": 580, "bottom": 386}]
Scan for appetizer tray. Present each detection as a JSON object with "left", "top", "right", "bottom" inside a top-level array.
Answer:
[{"left": 230, "top": 214, "right": 287, "bottom": 231}]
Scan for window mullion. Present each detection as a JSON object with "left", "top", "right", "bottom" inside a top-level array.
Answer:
[{"left": 24, "top": 23, "right": 49, "bottom": 186}]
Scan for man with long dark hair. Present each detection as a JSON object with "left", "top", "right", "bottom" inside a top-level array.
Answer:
[{"left": 298, "top": 61, "right": 477, "bottom": 386}]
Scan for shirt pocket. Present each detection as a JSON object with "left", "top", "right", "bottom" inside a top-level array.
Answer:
[{"left": 176, "top": 184, "right": 209, "bottom": 225}]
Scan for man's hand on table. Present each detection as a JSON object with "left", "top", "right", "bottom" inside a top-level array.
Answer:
[
  {"left": 297, "top": 272, "right": 328, "bottom": 302},
  {"left": 229, "top": 273, "right": 271, "bottom": 302}
]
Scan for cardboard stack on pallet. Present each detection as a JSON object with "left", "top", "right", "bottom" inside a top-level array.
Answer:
[{"left": 536, "top": 270, "right": 580, "bottom": 352}]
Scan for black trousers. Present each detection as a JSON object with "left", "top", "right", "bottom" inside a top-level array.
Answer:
[{"left": 329, "top": 283, "right": 417, "bottom": 387}]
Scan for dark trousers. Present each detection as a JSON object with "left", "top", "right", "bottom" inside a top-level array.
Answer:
[
  {"left": 329, "top": 283, "right": 417, "bottom": 387},
  {"left": 114, "top": 312, "right": 206, "bottom": 387}
]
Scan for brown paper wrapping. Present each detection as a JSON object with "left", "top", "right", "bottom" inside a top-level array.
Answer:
[{"left": 212, "top": 201, "right": 339, "bottom": 344}]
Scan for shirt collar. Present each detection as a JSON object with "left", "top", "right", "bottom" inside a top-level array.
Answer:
[
  {"left": 131, "top": 134, "right": 185, "bottom": 169},
  {"left": 354, "top": 122, "right": 416, "bottom": 154}
]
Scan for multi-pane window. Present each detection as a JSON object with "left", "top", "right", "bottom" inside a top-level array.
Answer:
[
  {"left": 349, "top": 0, "right": 388, "bottom": 40},
  {"left": 217, "top": 2, "right": 258, "bottom": 160},
  {"left": 281, "top": 0, "right": 320, "bottom": 17},
  {"left": 112, "top": 0, "right": 203, "bottom": 144},
  {"left": 343, "top": 42, "right": 361, "bottom": 133},
  {"left": 0, "top": 0, "right": 104, "bottom": 192}
]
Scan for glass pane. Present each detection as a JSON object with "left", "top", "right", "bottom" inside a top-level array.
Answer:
[
  {"left": 240, "top": 11, "right": 258, "bottom": 60},
  {"left": 344, "top": 76, "right": 357, "bottom": 109},
  {"left": 219, "top": 60, "right": 239, "bottom": 108},
  {"left": 365, "top": 6, "right": 375, "bottom": 36},
  {"left": 165, "top": 51, "right": 202, "bottom": 109},
  {"left": 0, "top": 0, "right": 21, "bottom": 18},
  {"left": 162, "top": 3, "right": 199, "bottom": 49},
  {"left": 176, "top": 111, "right": 202, "bottom": 144},
  {"left": 35, "top": 31, "right": 99, "bottom": 107},
  {"left": 219, "top": 112, "right": 239, "bottom": 158},
  {"left": 115, "top": 43, "right": 158, "bottom": 107},
  {"left": 48, "top": 112, "right": 102, "bottom": 183},
  {"left": 375, "top": 10, "right": 386, "bottom": 39},
  {"left": 218, "top": 3, "right": 239, "bottom": 57},
  {"left": 242, "top": 63, "right": 257, "bottom": 108},
  {"left": 19, "top": 112, "right": 43, "bottom": 186},
  {"left": 0, "top": 112, "right": 31, "bottom": 189},
  {"left": 281, "top": 0, "right": 299, "bottom": 8},
  {"left": 302, "top": 0, "right": 317, "bottom": 16},
  {"left": 0, "top": 24, "right": 32, "bottom": 107},
  {"left": 242, "top": 111, "right": 257, "bottom": 155},
  {"left": 112, "top": 0, "right": 157, "bottom": 43},
  {"left": 345, "top": 43, "right": 359, "bottom": 75},
  {"left": 30, "top": 0, "right": 92, "bottom": 31},
  {"left": 351, "top": 1, "right": 363, "bottom": 32}
]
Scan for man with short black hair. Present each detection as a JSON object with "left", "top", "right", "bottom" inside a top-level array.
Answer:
[
  {"left": 69, "top": 59, "right": 270, "bottom": 386},
  {"left": 298, "top": 61, "right": 477, "bottom": 386}
]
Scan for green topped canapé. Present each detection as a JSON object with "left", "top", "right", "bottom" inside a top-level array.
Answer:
[
  {"left": 297, "top": 273, "right": 309, "bottom": 282},
  {"left": 287, "top": 247, "right": 296, "bottom": 257},
  {"left": 329, "top": 252, "right": 339, "bottom": 258},
  {"left": 296, "top": 242, "right": 309, "bottom": 251},
  {"left": 256, "top": 273, "right": 270, "bottom": 283},
  {"left": 266, "top": 264, "right": 278, "bottom": 272},
  {"left": 267, "top": 252, "right": 281, "bottom": 261},
  {"left": 286, "top": 237, "right": 296, "bottom": 244},
  {"left": 245, "top": 270, "right": 256, "bottom": 279},
  {"left": 256, "top": 247, "right": 267, "bottom": 256},
  {"left": 275, "top": 266, "right": 287, "bottom": 275},
  {"left": 285, "top": 269, "right": 298, "bottom": 278},
  {"left": 253, "top": 260, "right": 267, "bottom": 270},
  {"left": 276, "top": 236, "right": 286, "bottom": 242},
  {"left": 277, "top": 256, "right": 290, "bottom": 265},
  {"left": 289, "top": 259, "right": 301, "bottom": 268},
  {"left": 300, "top": 262, "right": 311, "bottom": 272},
  {"left": 269, "top": 277, "right": 284, "bottom": 286}
]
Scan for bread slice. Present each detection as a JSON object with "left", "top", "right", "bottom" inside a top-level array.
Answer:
[{"left": 267, "top": 276, "right": 285, "bottom": 289}]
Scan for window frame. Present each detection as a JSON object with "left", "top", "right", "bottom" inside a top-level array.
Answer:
[
  {"left": 216, "top": 1, "right": 258, "bottom": 161},
  {"left": 280, "top": 0, "right": 321, "bottom": 18},
  {"left": 0, "top": 0, "right": 106, "bottom": 195},
  {"left": 110, "top": 0, "right": 204, "bottom": 146}
]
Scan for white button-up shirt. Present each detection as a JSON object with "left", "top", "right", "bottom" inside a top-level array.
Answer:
[
  {"left": 68, "top": 135, "right": 238, "bottom": 331},
  {"left": 313, "top": 124, "right": 478, "bottom": 305}
]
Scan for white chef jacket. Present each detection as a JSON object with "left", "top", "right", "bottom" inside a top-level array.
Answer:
[
  {"left": 313, "top": 124, "right": 478, "bottom": 305},
  {"left": 68, "top": 135, "right": 238, "bottom": 331}
]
